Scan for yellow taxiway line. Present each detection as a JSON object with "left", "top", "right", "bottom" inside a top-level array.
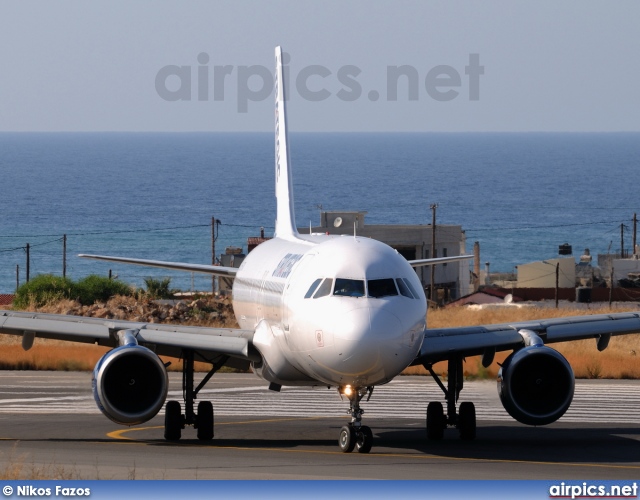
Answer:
[{"left": 105, "top": 417, "right": 640, "bottom": 472}]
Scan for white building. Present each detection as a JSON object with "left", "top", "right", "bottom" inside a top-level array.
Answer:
[{"left": 299, "top": 211, "right": 470, "bottom": 299}]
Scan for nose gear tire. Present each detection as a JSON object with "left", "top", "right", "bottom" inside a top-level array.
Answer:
[
  {"left": 339, "top": 425, "right": 356, "bottom": 453},
  {"left": 355, "top": 425, "right": 373, "bottom": 453}
]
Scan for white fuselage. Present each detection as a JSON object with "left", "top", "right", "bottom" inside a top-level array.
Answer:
[{"left": 232, "top": 234, "right": 427, "bottom": 389}]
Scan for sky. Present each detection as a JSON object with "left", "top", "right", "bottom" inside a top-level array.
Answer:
[{"left": 1, "top": 1, "right": 639, "bottom": 132}]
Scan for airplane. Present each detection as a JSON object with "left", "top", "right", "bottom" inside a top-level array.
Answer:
[{"left": 2, "top": 46, "right": 640, "bottom": 453}]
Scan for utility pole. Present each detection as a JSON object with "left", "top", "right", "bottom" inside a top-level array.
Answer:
[
  {"left": 211, "top": 216, "right": 219, "bottom": 294},
  {"left": 633, "top": 213, "right": 637, "bottom": 256},
  {"left": 473, "top": 241, "right": 481, "bottom": 292},
  {"left": 16, "top": 265, "right": 19, "bottom": 291},
  {"left": 430, "top": 203, "right": 438, "bottom": 301},
  {"left": 63, "top": 234, "right": 67, "bottom": 278},
  {"left": 555, "top": 262, "right": 559, "bottom": 309},
  {"left": 609, "top": 266, "right": 614, "bottom": 306},
  {"left": 621, "top": 223, "right": 625, "bottom": 258},
  {"left": 25, "top": 243, "right": 30, "bottom": 283}
]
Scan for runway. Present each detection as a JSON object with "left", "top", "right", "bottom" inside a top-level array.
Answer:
[{"left": 0, "top": 372, "right": 639, "bottom": 479}]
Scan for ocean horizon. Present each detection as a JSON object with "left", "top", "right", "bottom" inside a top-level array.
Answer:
[{"left": 1, "top": 131, "right": 639, "bottom": 293}]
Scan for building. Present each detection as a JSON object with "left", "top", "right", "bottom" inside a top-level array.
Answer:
[
  {"left": 445, "top": 288, "right": 523, "bottom": 308},
  {"left": 598, "top": 251, "right": 640, "bottom": 285},
  {"left": 298, "top": 211, "right": 470, "bottom": 300},
  {"left": 516, "top": 257, "right": 576, "bottom": 288}
]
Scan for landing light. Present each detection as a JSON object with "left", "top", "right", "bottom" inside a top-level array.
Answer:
[{"left": 340, "top": 385, "right": 353, "bottom": 397}]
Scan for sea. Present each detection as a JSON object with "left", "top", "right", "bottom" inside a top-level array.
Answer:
[{"left": 1, "top": 132, "right": 639, "bottom": 293}]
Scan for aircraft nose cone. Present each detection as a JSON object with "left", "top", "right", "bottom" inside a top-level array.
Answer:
[{"left": 333, "top": 306, "right": 404, "bottom": 375}]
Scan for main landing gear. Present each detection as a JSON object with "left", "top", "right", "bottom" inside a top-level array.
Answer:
[
  {"left": 164, "top": 349, "right": 228, "bottom": 442},
  {"left": 338, "top": 386, "right": 374, "bottom": 453},
  {"left": 424, "top": 356, "right": 476, "bottom": 441}
]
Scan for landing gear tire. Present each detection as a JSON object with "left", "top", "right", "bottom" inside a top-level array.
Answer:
[
  {"left": 196, "top": 401, "right": 214, "bottom": 441},
  {"left": 458, "top": 401, "right": 476, "bottom": 441},
  {"left": 339, "top": 425, "right": 356, "bottom": 453},
  {"left": 426, "top": 401, "right": 445, "bottom": 441},
  {"left": 355, "top": 425, "right": 373, "bottom": 454},
  {"left": 164, "top": 400, "right": 182, "bottom": 441}
]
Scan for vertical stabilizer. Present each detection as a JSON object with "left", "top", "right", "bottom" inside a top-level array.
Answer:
[{"left": 274, "top": 46, "right": 299, "bottom": 239}]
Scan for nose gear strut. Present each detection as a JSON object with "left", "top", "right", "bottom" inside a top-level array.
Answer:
[{"left": 338, "top": 386, "right": 374, "bottom": 453}]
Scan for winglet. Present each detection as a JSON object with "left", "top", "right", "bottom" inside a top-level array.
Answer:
[{"left": 274, "top": 46, "right": 299, "bottom": 239}]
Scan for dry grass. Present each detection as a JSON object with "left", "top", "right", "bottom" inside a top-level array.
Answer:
[
  {"left": 402, "top": 305, "right": 640, "bottom": 379},
  {"left": 0, "top": 341, "right": 215, "bottom": 373},
  {"left": 3, "top": 298, "right": 640, "bottom": 379},
  {"left": 0, "top": 444, "right": 81, "bottom": 480}
]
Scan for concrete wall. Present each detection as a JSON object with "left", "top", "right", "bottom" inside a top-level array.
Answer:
[
  {"left": 517, "top": 257, "right": 575, "bottom": 288},
  {"left": 510, "top": 287, "right": 640, "bottom": 302},
  {"left": 610, "top": 257, "right": 640, "bottom": 281}
]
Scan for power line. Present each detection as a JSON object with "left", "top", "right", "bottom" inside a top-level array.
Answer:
[
  {"left": 0, "top": 237, "right": 63, "bottom": 253},
  {"left": 465, "top": 220, "right": 625, "bottom": 233},
  {"left": 0, "top": 222, "right": 273, "bottom": 240},
  {"left": 0, "top": 246, "right": 24, "bottom": 254},
  {"left": 220, "top": 223, "right": 274, "bottom": 229},
  {"left": 28, "top": 237, "right": 64, "bottom": 248},
  {"left": 0, "top": 223, "right": 212, "bottom": 238}
]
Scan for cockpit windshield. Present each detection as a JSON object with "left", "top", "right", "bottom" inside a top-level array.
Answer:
[
  {"left": 304, "top": 278, "right": 323, "bottom": 299},
  {"left": 313, "top": 278, "right": 333, "bottom": 298},
  {"left": 306, "top": 276, "right": 418, "bottom": 300},
  {"left": 367, "top": 278, "right": 398, "bottom": 298},
  {"left": 395, "top": 278, "right": 414, "bottom": 298},
  {"left": 401, "top": 278, "right": 420, "bottom": 299},
  {"left": 333, "top": 278, "right": 365, "bottom": 297}
]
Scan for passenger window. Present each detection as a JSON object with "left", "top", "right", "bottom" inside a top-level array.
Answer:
[
  {"left": 368, "top": 279, "right": 398, "bottom": 298},
  {"left": 304, "top": 278, "right": 323, "bottom": 299},
  {"left": 402, "top": 278, "right": 420, "bottom": 299},
  {"left": 333, "top": 278, "right": 365, "bottom": 297},
  {"left": 396, "top": 278, "right": 414, "bottom": 298},
  {"left": 313, "top": 278, "right": 333, "bottom": 298}
]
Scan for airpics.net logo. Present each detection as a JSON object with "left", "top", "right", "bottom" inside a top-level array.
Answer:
[
  {"left": 155, "top": 52, "right": 484, "bottom": 112},
  {"left": 549, "top": 482, "right": 638, "bottom": 499}
]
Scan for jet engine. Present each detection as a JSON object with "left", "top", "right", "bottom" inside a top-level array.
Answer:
[
  {"left": 92, "top": 344, "right": 168, "bottom": 425},
  {"left": 497, "top": 345, "right": 574, "bottom": 426}
]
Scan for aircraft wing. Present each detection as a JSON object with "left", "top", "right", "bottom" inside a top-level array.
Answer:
[
  {"left": 408, "top": 255, "right": 474, "bottom": 267},
  {"left": 79, "top": 254, "right": 238, "bottom": 278},
  {"left": 0, "top": 309, "right": 258, "bottom": 362},
  {"left": 417, "top": 311, "right": 640, "bottom": 364}
]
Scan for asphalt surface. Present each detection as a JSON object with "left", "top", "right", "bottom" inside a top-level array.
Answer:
[{"left": 0, "top": 372, "right": 639, "bottom": 479}]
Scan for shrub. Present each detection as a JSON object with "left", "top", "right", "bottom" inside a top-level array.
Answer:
[
  {"left": 13, "top": 274, "right": 133, "bottom": 309},
  {"left": 143, "top": 277, "right": 174, "bottom": 299},
  {"left": 585, "top": 362, "right": 602, "bottom": 379},
  {"left": 13, "top": 274, "right": 75, "bottom": 309},
  {"left": 73, "top": 275, "right": 132, "bottom": 305}
]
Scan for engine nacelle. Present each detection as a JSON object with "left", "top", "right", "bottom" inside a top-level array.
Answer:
[
  {"left": 92, "top": 344, "right": 168, "bottom": 425},
  {"left": 497, "top": 345, "right": 574, "bottom": 426}
]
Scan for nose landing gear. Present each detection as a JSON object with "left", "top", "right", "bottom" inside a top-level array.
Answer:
[{"left": 337, "top": 386, "right": 374, "bottom": 453}]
